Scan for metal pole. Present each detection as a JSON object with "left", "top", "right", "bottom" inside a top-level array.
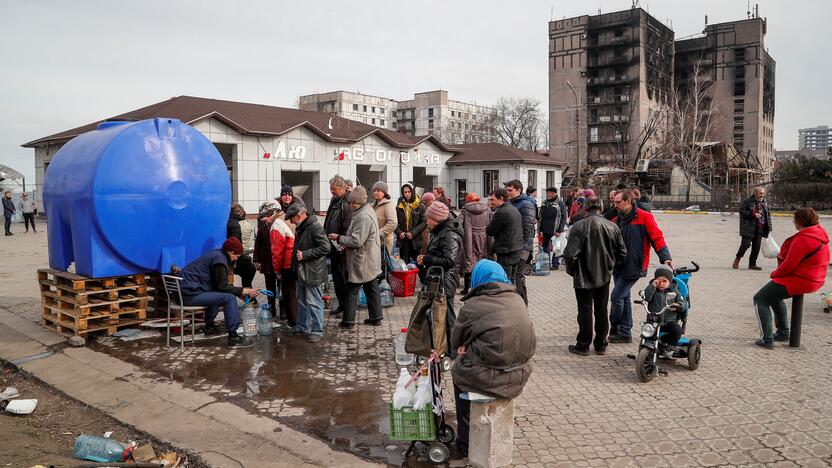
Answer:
[
  {"left": 566, "top": 81, "right": 580, "bottom": 187},
  {"left": 789, "top": 294, "right": 804, "bottom": 348}
]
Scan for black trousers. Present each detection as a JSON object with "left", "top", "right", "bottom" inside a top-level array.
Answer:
[
  {"left": 343, "top": 279, "right": 383, "bottom": 325},
  {"left": 263, "top": 272, "right": 278, "bottom": 313},
  {"left": 574, "top": 282, "right": 610, "bottom": 351},
  {"left": 736, "top": 235, "right": 763, "bottom": 266},
  {"left": 3, "top": 215, "right": 10, "bottom": 235},
  {"left": 453, "top": 384, "right": 470, "bottom": 454},
  {"left": 661, "top": 320, "right": 682, "bottom": 347},
  {"left": 236, "top": 254, "right": 256, "bottom": 288},
  {"left": 496, "top": 251, "right": 526, "bottom": 304},
  {"left": 23, "top": 213, "right": 36, "bottom": 232},
  {"left": 329, "top": 252, "right": 348, "bottom": 311}
]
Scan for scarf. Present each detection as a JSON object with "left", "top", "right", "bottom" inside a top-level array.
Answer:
[{"left": 398, "top": 195, "right": 421, "bottom": 230}]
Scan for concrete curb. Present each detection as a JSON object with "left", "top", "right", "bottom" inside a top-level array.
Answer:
[
  {"left": 653, "top": 210, "right": 832, "bottom": 219},
  {"left": 0, "top": 309, "right": 380, "bottom": 468}
]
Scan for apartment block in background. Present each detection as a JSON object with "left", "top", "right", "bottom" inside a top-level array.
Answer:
[
  {"left": 548, "top": 8, "right": 674, "bottom": 172},
  {"left": 299, "top": 89, "right": 495, "bottom": 145},
  {"left": 799, "top": 125, "right": 831, "bottom": 150},
  {"left": 676, "top": 15, "right": 776, "bottom": 173},
  {"left": 298, "top": 91, "right": 397, "bottom": 130}
]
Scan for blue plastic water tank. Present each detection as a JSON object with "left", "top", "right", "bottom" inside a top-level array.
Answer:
[{"left": 43, "top": 118, "right": 231, "bottom": 278}]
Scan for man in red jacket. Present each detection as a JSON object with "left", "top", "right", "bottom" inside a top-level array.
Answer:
[{"left": 754, "top": 208, "right": 830, "bottom": 349}]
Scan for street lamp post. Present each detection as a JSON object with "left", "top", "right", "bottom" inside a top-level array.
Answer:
[{"left": 566, "top": 81, "right": 581, "bottom": 187}]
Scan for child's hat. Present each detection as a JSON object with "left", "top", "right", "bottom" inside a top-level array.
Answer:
[{"left": 654, "top": 265, "right": 674, "bottom": 282}]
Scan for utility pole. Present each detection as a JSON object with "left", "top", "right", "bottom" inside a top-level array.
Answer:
[{"left": 566, "top": 81, "right": 581, "bottom": 186}]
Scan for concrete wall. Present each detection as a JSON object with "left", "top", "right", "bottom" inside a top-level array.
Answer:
[{"left": 447, "top": 164, "right": 562, "bottom": 207}]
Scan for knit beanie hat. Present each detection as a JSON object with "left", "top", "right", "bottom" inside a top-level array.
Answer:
[
  {"left": 348, "top": 186, "right": 368, "bottom": 204},
  {"left": 426, "top": 201, "right": 450, "bottom": 222},
  {"left": 421, "top": 192, "right": 436, "bottom": 204},
  {"left": 653, "top": 265, "right": 674, "bottom": 282},
  {"left": 280, "top": 184, "right": 293, "bottom": 196},
  {"left": 372, "top": 181, "right": 389, "bottom": 196},
  {"left": 222, "top": 237, "right": 244, "bottom": 255}
]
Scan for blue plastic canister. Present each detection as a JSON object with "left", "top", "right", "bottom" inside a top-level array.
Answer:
[{"left": 43, "top": 118, "right": 231, "bottom": 278}]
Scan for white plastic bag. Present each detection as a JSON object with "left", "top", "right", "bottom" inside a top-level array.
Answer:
[
  {"left": 762, "top": 234, "right": 780, "bottom": 259},
  {"left": 552, "top": 235, "right": 567, "bottom": 257}
]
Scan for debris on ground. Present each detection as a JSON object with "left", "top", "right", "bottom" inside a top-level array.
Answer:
[{"left": 68, "top": 336, "right": 86, "bottom": 347}]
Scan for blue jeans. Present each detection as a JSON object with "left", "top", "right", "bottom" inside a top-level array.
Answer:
[
  {"left": 296, "top": 282, "right": 324, "bottom": 336},
  {"left": 609, "top": 275, "right": 639, "bottom": 337},
  {"left": 183, "top": 292, "right": 240, "bottom": 333}
]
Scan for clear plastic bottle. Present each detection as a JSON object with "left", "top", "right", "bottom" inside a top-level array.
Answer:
[
  {"left": 395, "top": 327, "right": 414, "bottom": 366},
  {"left": 412, "top": 367, "right": 431, "bottom": 410},
  {"left": 380, "top": 279, "right": 394, "bottom": 308},
  {"left": 73, "top": 434, "right": 129, "bottom": 463},
  {"left": 257, "top": 302, "right": 272, "bottom": 336},
  {"left": 243, "top": 302, "right": 257, "bottom": 337}
]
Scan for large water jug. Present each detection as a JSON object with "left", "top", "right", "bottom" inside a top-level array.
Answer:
[
  {"left": 380, "top": 279, "right": 394, "bottom": 308},
  {"left": 243, "top": 302, "right": 258, "bottom": 337},
  {"left": 533, "top": 249, "right": 551, "bottom": 276},
  {"left": 257, "top": 303, "right": 273, "bottom": 336},
  {"left": 73, "top": 434, "right": 128, "bottom": 463},
  {"left": 43, "top": 118, "right": 231, "bottom": 278}
]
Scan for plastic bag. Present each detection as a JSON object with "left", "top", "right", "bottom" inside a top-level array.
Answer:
[
  {"left": 552, "top": 235, "right": 567, "bottom": 257},
  {"left": 762, "top": 234, "right": 780, "bottom": 259}
]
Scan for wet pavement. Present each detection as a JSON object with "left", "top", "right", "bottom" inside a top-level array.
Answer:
[{"left": 91, "top": 302, "right": 455, "bottom": 467}]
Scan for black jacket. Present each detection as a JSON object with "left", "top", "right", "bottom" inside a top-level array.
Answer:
[
  {"left": 227, "top": 212, "right": 243, "bottom": 242},
  {"left": 293, "top": 214, "right": 331, "bottom": 286},
  {"left": 2, "top": 197, "right": 14, "bottom": 217},
  {"left": 562, "top": 212, "right": 627, "bottom": 289},
  {"left": 253, "top": 218, "right": 274, "bottom": 275},
  {"left": 422, "top": 216, "right": 463, "bottom": 296},
  {"left": 395, "top": 197, "right": 428, "bottom": 251},
  {"left": 539, "top": 196, "right": 566, "bottom": 234},
  {"left": 738, "top": 196, "right": 772, "bottom": 238},
  {"left": 509, "top": 193, "right": 537, "bottom": 252},
  {"left": 486, "top": 203, "right": 523, "bottom": 255},
  {"left": 324, "top": 193, "right": 352, "bottom": 236}
]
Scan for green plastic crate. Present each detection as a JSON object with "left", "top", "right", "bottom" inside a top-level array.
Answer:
[{"left": 388, "top": 403, "right": 436, "bottom": 441}]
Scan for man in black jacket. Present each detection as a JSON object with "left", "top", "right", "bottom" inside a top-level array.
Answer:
[
  {"left": 539, "top": 187, "right": 567, "bottom": 270},
  {"left": 324, "top": 175, "right": 352, "bottom": 316},
  {"left": 562, "top": 198, "right": 627, "bottom": 356},
  {"left": 734, "top": 187, "right": 772, "bottom": 270},
  {"left": 486, "top": 188, "right": 524, "bottom": 295},
  {"left": 286, "top": 204, "right": 331, "bottom": 343}
]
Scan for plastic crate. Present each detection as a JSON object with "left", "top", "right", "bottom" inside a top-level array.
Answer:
[
  {"left": 388, "top": 403, "right": 435, "bottom": 441},
  {"left": 388, "top": 269, "right": 418, "bottom": 297}
]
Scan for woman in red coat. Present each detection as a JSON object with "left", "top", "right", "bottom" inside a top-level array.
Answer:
[{"left": 754, "top": 208, "right": 830, "bottom": 349}]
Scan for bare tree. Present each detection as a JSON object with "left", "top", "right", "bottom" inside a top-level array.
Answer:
[
  {"left": 491, "top": 97, "right": 546, "bottom": 151},
  {"left": 599, "top": 89, "right": 667, "bottom": 169},
  {"left": 666, "top": 60, "right": 716, "bottom": 203}
]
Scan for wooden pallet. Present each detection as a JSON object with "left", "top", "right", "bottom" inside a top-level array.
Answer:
[
  {"left": 38, "top": 268, "right": 146, "bottom": 292},
  {"left": 41, "top": 304, "right": 147, "bottom": 336}
]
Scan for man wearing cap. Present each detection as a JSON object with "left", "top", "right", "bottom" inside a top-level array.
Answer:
[
  {"left": 539, "top": 187, "right": 567, "bottom": 270},
  {"left": 329, "top": 186, "right": 384, "bottom": 328},
  {"left": 285, "top": 204, "right": 331, "bottom": 342},
  {"left": 562, "top": 198, "right": 627, "bottom": 356},
  {"left": 277, "top": 184, "right": 304, "bottom": 234},
  {"left": 324, "top": 175, "right": 352, "bottom": 317},
  {"left": 179, "top": 237, "right": 259, "bottom": 347},
  {"left": 417, "top": 200, "right": 463, "bottom": 356}
]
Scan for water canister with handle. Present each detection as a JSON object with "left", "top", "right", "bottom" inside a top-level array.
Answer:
[{"left": 43, "top": 118, "right": 231, "bottom": 278}]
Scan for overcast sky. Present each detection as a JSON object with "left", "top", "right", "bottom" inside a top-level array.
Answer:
[{"left": 1, "top": 0, "right": 828, "bottom": 183}]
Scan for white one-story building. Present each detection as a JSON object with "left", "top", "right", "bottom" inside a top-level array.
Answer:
[{"left": 23, "top": 96, "right": 563, "bottom": 214}]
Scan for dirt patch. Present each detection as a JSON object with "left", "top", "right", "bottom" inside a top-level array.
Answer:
[{"left": 0, "top": 364, "right": 209, "bottom": 467}]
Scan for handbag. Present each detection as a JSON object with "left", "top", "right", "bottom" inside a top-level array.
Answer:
[
  {"left": 762, "top": 234, "right": 780, "bottom": 259},
  {"left": 405, "top": 287, "right": 448, "bottom": 357}
]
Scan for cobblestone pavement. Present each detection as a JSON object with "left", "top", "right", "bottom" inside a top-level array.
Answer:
[{"left": 2, "top": 214, "right": 832, "bottom": 467}]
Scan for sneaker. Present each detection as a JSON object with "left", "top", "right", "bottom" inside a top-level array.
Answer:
[
  {"left": 748, "top": 265, "right": 762, "bottom": 271},
  {"left": 363, "top": 319, "right": 383, "bottom": 326},
  {"left": 568, "top": 345, "right": 590, "bottom": 356},
  {"left": 608, "top": 334, "right": 632, "bottom": 344},
  {"left": 773, "top": 332, "right": 790, "bottom": 342},
  {"left": 306, "top": 335, "right": 322, "bottom": 343},
  {"left": 755, "top": 339, "right": 774, "bottom": 349},
  {"left": 286, "top": 329, "right": 307, "bottom": 336},
  {"left": 228, "top": 333, "right": 253, "bottom": 348}
]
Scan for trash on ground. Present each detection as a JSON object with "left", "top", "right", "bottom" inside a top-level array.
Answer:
[
  {"left": 155, "top": 451, "right": 180, "bottom": 467},
  {"left": 113, "top": 328, "right": 142, "bottom": 337},
  {"left": 683, "top": 205, "right": 701, "bottom": 211},
  {"left": 141, "top": 318, "right": 192, "bottom": 328},
  {"left": 73, "top": 434, "right": 133, "bottom": 463},
  {"left": 120, "top": 330, "right": 161, "bottom": 342},
  {"left": 5, "top": 399, "right": 38, "bottom": 414},
  {"left": 0, "top": 386, "right": 20, "bottom": 401},
  {"left": 102, "top": 431, "right": 113, "bottom": 438},
  {"left": 132, "top": 443, "right": 156, "bottom": 462}
]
